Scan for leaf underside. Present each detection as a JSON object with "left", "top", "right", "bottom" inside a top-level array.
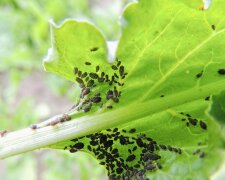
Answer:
[{"left": 44, "top": 0, "right": 225, "bottom": 179}]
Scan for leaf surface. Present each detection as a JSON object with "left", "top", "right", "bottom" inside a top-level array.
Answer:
[{"left": 43, "top": 0, "right": 225, "bottom": 179}]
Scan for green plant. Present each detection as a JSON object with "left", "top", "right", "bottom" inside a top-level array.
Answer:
[{"left": 1, "top": 0, "right": 225, "bottom": 179}]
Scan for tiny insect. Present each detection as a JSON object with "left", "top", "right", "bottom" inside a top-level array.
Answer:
[
  {"left": 0, "top": 130, "right": 7, "bottom": 137},
  {"left": 85, "top": 62, "right": 91, "bottom": 65},
  {"left": 49, "top": 118, "right": 61, "bottom": 126},
  {"left": 30, "top": 124, "right": 38, "bottom": 130},
  {"left": 218, "top": 69, "right": 225, "bottom": 75},
  {"left": 90, "top": 47, "right": 99, "bottom": 51}
]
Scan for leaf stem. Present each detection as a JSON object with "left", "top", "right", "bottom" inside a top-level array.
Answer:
[{"left": 1, "top": 79, "right": 225, "bottom": 159}]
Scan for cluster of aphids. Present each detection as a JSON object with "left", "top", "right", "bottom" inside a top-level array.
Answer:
[
  {"left": 72, "top": 58, "right": 127, "bottom": 112},
  {"left": 180, "top": 113, "right": 207, "bottom": 130},
  {"left": 65, "top": 128, "right": 182, "bottom": 180}
]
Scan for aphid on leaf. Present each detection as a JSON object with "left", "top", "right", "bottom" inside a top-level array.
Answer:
[
  {"left": 78, "top": 70, "right": 82, "bottom": 77},
  {"left": 199, "top": 152, "right": 206, "bottom": 158},
  {"left": 205, "top": 96, "right": 210, "bottom": 101},
  {"left": 196, "top": 70, "right": 203, "bottom": 78},
  {"left": 90, "top": 47, "right": 99, "bottom": 51},
  {"left": 218, "top": 69, "right": 225, "bottom": 75},
  {"left": 81, "top": 72, "right": 87, "bottom": 78},
  {"left": 129, "top": 128, "right": 136, "bottom": 133},
  {"left": 85, "top": 61, "right": 91, "bottom": 65},
  {"left": 73, "top": 142, "right": 84, "bottom": 149},
  {"left": 211, "top": 24, "right": 215, "bottom": 30},
  {"left": 82, "top": 87, "right": 90, "bottom": 96},
  {"left": 119, "top": 66, "right": 125, "bottom": 76},
  {"left": 83, "top": 103, "right": 92, "bottom": 112},
  {"left": 87, "top": 80, "right": 94, "bottom": 87},
  {"left": 96, "top": 66, "right": 100, "bottom": 72},
  {"left": 188, "top": 117, "right": 197, "bottom": 126},
  {"left": 200, "top": 120, "right": 207, "bottom": 130},
  {"left": 90, "top": 73, "right": 98, "bottom": 79},
  {"left": 111, "top": 65, "right": 118, "bottom": 70},
  {"left": 76, "top": 77, "right": 84, "bottom": 84},
  {"left": 74, "top": 67, "right": 78, "bottom": 74},
  {"left": 92, "top": 96, "right": 101, "bottom": 103},
  {"left": 126, "top": 154, "right": 135, "bottom": 162},
  {"left": 106, "top": 90, "right": 114, "bottom": 99}
]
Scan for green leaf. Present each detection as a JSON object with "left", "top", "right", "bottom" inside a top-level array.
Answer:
[
  {"left": 209, "top": 91, "right": 225, "bottom": 123},
  {"left": 43, "top": 0, "right": 225, "bottom": 179}
]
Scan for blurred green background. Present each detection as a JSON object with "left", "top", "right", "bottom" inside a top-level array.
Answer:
[{"left": 0, "top": 0, "right": 132, "bottom": 179}]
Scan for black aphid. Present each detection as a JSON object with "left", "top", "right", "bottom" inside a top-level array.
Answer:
[
  {"left": 116, "top": 168, "right": 123, "bottom": 174},
  {"left": 96, "top": 66, "right": 100, "bottom": 72},
  {"left": 81, "top": 72, "right": 88, "bottom": 78},
  {"left": 112, "top": 148, "right": 118, "bottom": 154},
  {"left": 196, "top": 70, "right": 203, "bottom": 78},
  {"left": 69, "top": 148, "right": 77, "bottom": 153},
  {"left": 90, "top": 73, "right": 98, "bottom": 79},
  {"left": 104, "top": 140, "right": 113, "bottom": 149},
  {"left": 114, "top": 73, "right": 119, "bottom": 78},
  {"left": 83, "top": 103, "right": 92, "bottom": 112},
  {"left": 30, "top": 124, "right": 38, "bottom": 130},
  {"left": 160, "top": 95, "right": 164, "bottom": 97},
  {"left": 148, "top": 153, "right": 161, "bottom": 160},
  {"left": 157, "top": 163, "right": 162, "bottom": 169},
  {"left": 112, "top": 65, "right": 118, "bottom": 70},
  {"left": 199, "top": 152, "right": 205, "bottom": 158},
  {"left": 119, "top": 66, "right": 124, "bottom": 76},
  {"left": 126, "top": 154, "right": 136, "bottom": 162},
  {"left": 73, "top": 142, "right": 84, "bottom": 149},
  {"left": 92, "top": 96, "right": 101, "bottom": 103},
  {"left": 98, "top": 77, "right": 104, "bottom": 83},
  {"left": 218, "top": 69, "right": 225, "bottom": 75},
  {"left": 205, "top": 96, "right": 210, "bottom": 101},
  {"left": 188, "top": 117, "right": 197, "bottom": 126},
  {"left": 112, "top": 97, "right": 119, "bottom": 103},
  {"left": 82, "top": 87, "right": 90, "bottom": 96},
  {"left": 211, "top": 24, "right": 215, "bottom": 30},
  {"left": 87, "top": 80, "right": 94, "bottom": 87},
  {"left": 85, "top": 61, "right": 91, "bottom": 65},
  {"left": 145, "top": 163, "right": 156, "bottom": 171},
  {"left": 106, "top": 90, "right": 114, "bottom": 99},
  {"left": 78, "top": 70, "right": 82, "bottom": 77},
  {"left": 200, "top": 120, "right": 207, "bottom": 130},
  {"left": 76, "top": 77, "right": 84, "bottom": 84},
  {"left": 117, "top": 61, "right": 121, "bottom": 67},
  {"left": 129, "top": 128, "right": 136, "bottom": 133},
  {"left": 98, "top": 154, "right": 105, "bottom": 160},
  {"left": 186, "top": 122, "right": 190, "bottom": 127},
  {"left": 87, "top": 145, "right": 92, "bottom": 151},
  {"left": 113, "top": 128, "right": 118, "bottom": 132},
  {"left": 99, "top": 162, "right": 105, "bottom": 165},
  {"left": 167, "top": 145, "right": 172, "bottom": 151},
  {"left": 90, "top": 47, "right": 99, "bottom": 51},
  {"left": 159, "top": 144, "right": 167, "bottom": 150},
  {"left": 74, "top": 67, "right": 78, "bottom": 74}
]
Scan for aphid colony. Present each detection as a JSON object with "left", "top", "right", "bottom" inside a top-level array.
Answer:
[
  {"left": 65, "top": 128, "right": 183, "bottom": 180},
  {"left": 73, "top": 58, "right": 127, "bottom": 113},
  {"left": 180, "top": 112, "right": 207, "bottom": 130}
]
